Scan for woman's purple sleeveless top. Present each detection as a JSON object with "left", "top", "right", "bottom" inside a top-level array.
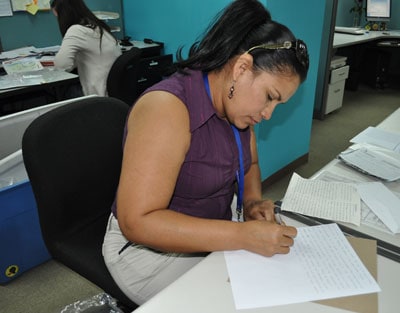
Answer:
[{"left": 113, "top": 69, "right": 251, "bottom": 220}]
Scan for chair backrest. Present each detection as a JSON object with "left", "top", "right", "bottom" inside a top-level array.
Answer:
[
  {"left": 22, "top": 96, "right": 128, "bottom": 241},
  {"left": 107, "top": 47, "right": 142, "bottom": 105},
  {"left": 22, "top": 96, "right": 137, "bottom": 310}
]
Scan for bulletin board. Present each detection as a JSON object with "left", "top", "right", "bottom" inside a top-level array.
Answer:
[{"left": 11, "top": 0, "right": 50, "bottom": 12}]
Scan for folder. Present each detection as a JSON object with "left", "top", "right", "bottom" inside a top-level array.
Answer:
[{"left": 316, "top": 237, "right": 378, "bottom": 313}]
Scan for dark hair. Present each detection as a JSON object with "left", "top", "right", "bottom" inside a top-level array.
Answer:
[
  {"left": 51, "top": 0, "right": 114, "bottom": 46},
  {"left": 175, "top": 0, "right": 309, "bottom": 82}
]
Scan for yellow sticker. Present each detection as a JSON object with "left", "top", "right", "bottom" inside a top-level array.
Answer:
[
  {"left": 5, "top": 265, "right": 19, "bottom": 278},
  {"left": 26, "top": 3, "right": 39, "bottom": 15}
]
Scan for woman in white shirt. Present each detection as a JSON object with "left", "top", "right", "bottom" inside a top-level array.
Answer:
[{"left": 51, "top": 0, "right": 121, "bottom": 96}]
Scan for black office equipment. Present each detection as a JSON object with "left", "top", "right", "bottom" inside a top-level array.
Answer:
[
  {"left": 136, "top": 54, "right": 174, "bottom": 98},
  {"left": 107, "top": 48, "right": 173, "bottom": 106},
  {"left": 22, "top": 97, "right": 138, "bottom": 312}
]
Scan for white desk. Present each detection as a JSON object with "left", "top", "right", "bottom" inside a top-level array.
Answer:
[
  {"left": 0, "top": 68, "right": 78, "bottom": 92},
  {"left": 134, "top": 244, "right": 398, "bottom": 313},
  {"left": 0, "top": 46, "right": 78, "bottom": 97},
  {"left": 133, "top": 109, "right": 400, "bottom": 313},
  {"left": 333, "top": 30, "right": 400, "bottom": 48}
]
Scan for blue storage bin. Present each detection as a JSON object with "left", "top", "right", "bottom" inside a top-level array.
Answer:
[{"left": 0, "top": 152, "right": 50, "bottom": 283}]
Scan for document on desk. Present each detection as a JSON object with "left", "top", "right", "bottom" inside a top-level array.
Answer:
[
  {"left": 339, "top": 146, "right": 400, "bottom": 181},
  {"left": 281, "top": 173, "right": 361, "bottom": 226},
  {"left": 0, "top": 46, "right": 35, "bottom": 61},
  {"left": 350, "top": 126, "right": 400, "bottom": 153},
  {"left": 224, "top": 223, "right": 380, "bottom": 310},
  {"left": 2, "top": 57, "right": 43, "bottom": 75},
  {"left": 357, "top": 182, "right": 400, "bottom": 234},
  {"left": 314, "top": 170, "right": 395, "bottom": 234}
]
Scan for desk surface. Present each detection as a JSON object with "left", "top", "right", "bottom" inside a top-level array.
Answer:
[
  {"left": 333, "top": 30, "right": 400, "bottom": 48},
  {"left": 134, "top": 238, "right": 399, "bottom": 313},
  {"left": 0, "top": 68, "right": 78, "bottom": 92},
  {"left": 134, "top": 108, "right": 400, "bottom": 313}
]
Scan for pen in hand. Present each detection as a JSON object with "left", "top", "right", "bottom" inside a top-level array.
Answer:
[{"left": 274, "top": 201, "right": 284, "bottom": 225}]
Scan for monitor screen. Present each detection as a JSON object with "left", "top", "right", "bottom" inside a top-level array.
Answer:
[{"left": 366, "top": 0, "right": 391, "bottom": 21}]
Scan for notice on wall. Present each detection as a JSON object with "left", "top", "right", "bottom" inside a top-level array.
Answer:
[
  {"left": 0, "top": 0, "right": 13, "bottom": 17},
  {"left": 11, "top": 0, "right": 50, "bottom": 12}
]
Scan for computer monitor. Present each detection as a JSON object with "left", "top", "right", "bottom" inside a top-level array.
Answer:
[{"left": 366, "top": 0, "right": 391, "bottom": 22}]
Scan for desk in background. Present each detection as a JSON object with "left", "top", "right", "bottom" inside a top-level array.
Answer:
[
  {"left": 333, "top": 30, "right": 400, "bottom": 49},
  {"left": 133, "top": 108, "right": 400, "bottom": 313},
  {"left": 333, "top": 30, "right": 400, "bottom": 90},
  {"left": 0, "top": 46, "right": 80, "bottom": 116},
  {"left": 0, "top": 41, "right": 173, "bottom": 115}
]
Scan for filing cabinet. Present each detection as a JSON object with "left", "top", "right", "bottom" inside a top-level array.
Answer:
[{"left": 325, "top": 56, "right": 349, "bottom": 114}]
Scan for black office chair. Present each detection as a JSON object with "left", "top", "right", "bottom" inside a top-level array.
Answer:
[
  {"left": 107, "top": 47, "right": 142, "bottom": 105},
  {"left": 21, "top": 96, "right": 138, "bottom": 312}
]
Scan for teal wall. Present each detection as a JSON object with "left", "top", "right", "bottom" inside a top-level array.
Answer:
[
  {"left": 336, "top": 0, "right": 400, "bottom": 29},
  {"left": 124, "top": 0, "right": 327, "bottom": 180},
  {"left": 123, "top": 0, "right": 231, "bottom": 59},
  {"left": 257, "top": 0, "right": 326, "bottom": 180},
  {"left": 0, "top": 0, "right": 123, "bottom": 51}
]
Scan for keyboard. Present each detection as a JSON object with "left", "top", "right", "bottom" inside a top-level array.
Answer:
[{"left": 335, "top": 26, "right": 365, "bottom": 35}]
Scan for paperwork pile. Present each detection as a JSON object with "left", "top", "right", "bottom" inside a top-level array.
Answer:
[
  {"left": 281, "top": 172, "right": 400, "bottom": 234},
  {"left": 338, "top": 126, "right": 400, "bottom": 181}
]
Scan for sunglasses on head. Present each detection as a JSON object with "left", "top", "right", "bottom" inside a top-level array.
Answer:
[{"left": 246, "top": 39, "right": 309, "bottom": 69}]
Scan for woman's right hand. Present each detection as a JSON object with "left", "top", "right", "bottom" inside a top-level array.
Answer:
[{"left": 240, "top": 220, "right": 297, "bottom": 257}]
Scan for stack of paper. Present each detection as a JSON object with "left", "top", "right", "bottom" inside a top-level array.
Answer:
[
  {"left": 282, "top": 172, "right": 400, "bottom": 234},
  {"left": 338, "top": 126, "right": 400, "bottom": 181}
]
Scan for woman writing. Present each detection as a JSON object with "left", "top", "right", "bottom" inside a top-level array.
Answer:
[
  {"left": 103, "top": 0, "right": 309, "bottom": 305},
  {"left": 51, "top": 0, "right": 121, "bottom": 96}
]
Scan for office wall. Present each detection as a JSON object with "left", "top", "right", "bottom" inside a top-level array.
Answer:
[
  {"left": 258, "top": 0, "right": 327, "bottom": 180},
  {"left": 336, "top": 0, "right": 400, "bottom": 29},
  {"left": 123, "top": 0, "right": 231, "bottom": 58},
  {"left": 0, "top": 0, "right": 123, "bottom": 51},
  {"left": 124, "top": 0, "right": 327, "bottom": 181}
]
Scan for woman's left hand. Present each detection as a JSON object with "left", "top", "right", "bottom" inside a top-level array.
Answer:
[{"left": 243, "top": 199, "right": 275, "bottom": 222}]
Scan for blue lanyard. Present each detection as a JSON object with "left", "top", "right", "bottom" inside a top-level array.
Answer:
[{"left": 202, "top": 73, "right": 244, "bottom": 221}]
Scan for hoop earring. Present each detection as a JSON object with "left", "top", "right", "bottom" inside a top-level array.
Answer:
[{"left": 228, "top": 81, "right": 235, "bottom": 99}]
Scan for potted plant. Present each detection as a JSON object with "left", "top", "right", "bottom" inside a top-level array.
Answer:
[{"left": 350, "top": 0, "right": 364, "bottom": 27}]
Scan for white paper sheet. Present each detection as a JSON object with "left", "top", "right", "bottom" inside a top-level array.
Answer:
[
  {"left": 350, "top": 126, "right": 400, "bottom": 152},
  {"left": 224, "top": 223, "right": 380, "bottom": 310},
  {"left": 0, "top": 0, "right": 12, "bottom": 17},
  {"left": 315, "top": 170, "right": 392, "bottom": 233},
  {"left": 282, "top": 173, "right": 361, "bottom": 225},
  {"left": 0, "top": 46, "right": 35, "bottom": 60},
  {"left": 339, "top": 147, "right": 400, "bottom": 181},
  {"left": 3, "top": 57, "right": 43, "bottom": 74},
  {"left": 357, "top": 182, "right": 400, "bottom": 233}
]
